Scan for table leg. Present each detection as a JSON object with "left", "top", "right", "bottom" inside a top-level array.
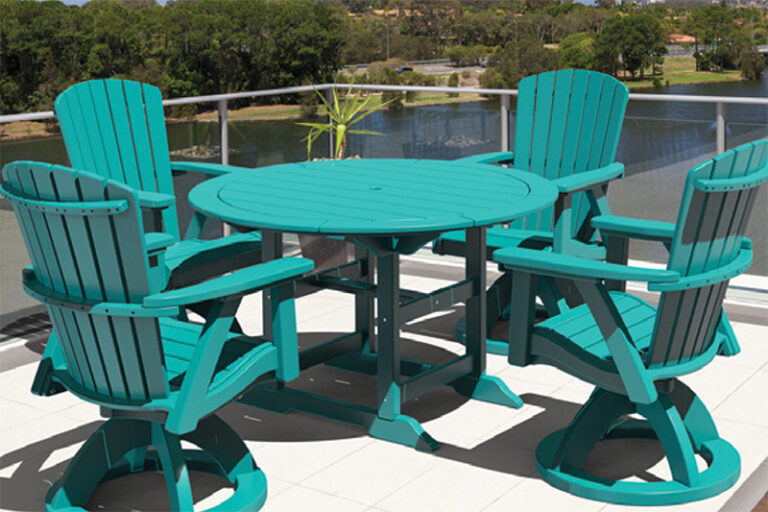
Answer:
[
  {"left": 450, "top": 227, "right": 523, "bottom": 408},
  {"left": 369, "top": 251, "right": 439, "bottom": 451},
  {"left": 261, "top": 230, "right": 283, "bottom": 341},
  {"left": 354, "top": 245, "right": 375, "bottom": 353}
]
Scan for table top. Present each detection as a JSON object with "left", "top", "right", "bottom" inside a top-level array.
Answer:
[{"left": 188, "top": 159, "right": 558, "bottom": 236}]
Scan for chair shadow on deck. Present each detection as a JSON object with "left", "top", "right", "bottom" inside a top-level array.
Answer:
[
  {"left": 403, "top": 307, "right": 671, "bottom": 485},
  {"left": 435, "top": 392, "right": 668, "bottom": 482},
  {"left": 220, "top": 328, "right": 474, "bottom": 444},
  {"left": 1, "top": 313, "right": 667, "bottom": 511}
]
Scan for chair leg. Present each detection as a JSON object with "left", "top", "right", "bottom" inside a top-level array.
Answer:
[
  {"left": 547, "top": 388, "right": 634, "bottom": 472},
  {"left": 535, "top": 383, "right": 740, "bottom": 505},
  {"left": 46, "top": 415, "right": 267, "bottom": 512},
  {"left": 31, "top": 332, "right": 67, "bottom": 396},
  {"left": 123, "top": 446, "right": 149, "bottom": 472},
  {"left": 152, "top": 423, "right": 194, "bottom": 512},
  {"left": 667, "top": 379, "right": 723, "bottom": 454},
  {"left": 637, "top": 394, "right": 699, "bottom": 486},
  {"left": 457, "top": 273, "right": 566, "bottom": 356},
  {"left": 46, "top": 418, "right": 153, "bottom": 510}
]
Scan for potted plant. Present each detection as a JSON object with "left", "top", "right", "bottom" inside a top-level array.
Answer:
[{"left": 295, "top": 87, "right": 392, "bottom": 271}]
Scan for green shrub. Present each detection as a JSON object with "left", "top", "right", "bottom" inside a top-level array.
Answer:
[
  {"left": 444, "top": 45, "right": 489, "bottom": 67},
  {"left": 448, "top": 72, "right": 460, "bottom": 97},
  {"left": 739, "top": 46, "right": 766, "bottom": 80},
  {"left": 299, "top": 89, "right": 319, "bottom": 119}
]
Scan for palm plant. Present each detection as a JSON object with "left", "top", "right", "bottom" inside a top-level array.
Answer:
[{"left": 297, "top": 86, "right": 392, "bottom": 160}]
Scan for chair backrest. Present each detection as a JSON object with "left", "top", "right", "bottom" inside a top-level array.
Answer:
[
  {"left": 648, "top": 139, "right": 768, "bottom": 367},
  {"left": 511, "top": 70, "right": 629, "bottom": 234},
  {"left": 1, "top": 161, "right": 169, "bottom": 404},
  {"left": 55, "top": 79, "right": 180, "bottom": 239}
]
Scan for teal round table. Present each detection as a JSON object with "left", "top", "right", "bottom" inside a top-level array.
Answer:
[{"left": 189, "top": 158, "right": 558, "bottom": 451}]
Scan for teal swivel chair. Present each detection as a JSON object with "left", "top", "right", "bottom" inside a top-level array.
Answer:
[
  {"left": 433, "top": 70, "right": 630, "bottom": 353},
  {"left": 32, "top": 79, "right": 264, "bottom": 396},
  {"left": 54, "top": 78, "right": 263, "bottom": 289},
  {"left": 494, "top": 139, "right": 768, "bottom": 505},
  {"left": 1, "top": 161, "right": 313, "bottom": 511}
]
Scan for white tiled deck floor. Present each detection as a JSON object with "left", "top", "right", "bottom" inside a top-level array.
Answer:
[{"left": 1, "top": 263, "right": 767, "bottom": 512}]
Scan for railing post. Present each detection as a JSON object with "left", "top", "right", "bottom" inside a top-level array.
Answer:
[
  {"left": 716, "top": 102, "right": 727, "bottom": 154},
  {"left": 326, "top": 88, "right": 335, "bottom": 158},
  {"left": 500, "top": 94, "right": 510, "bottom": 153},
  {"left": 218, "top": 99, "right": 229, "bottom": 165},
  {"left": 218, "top": 99, "right": 232, "bottom": 236}
]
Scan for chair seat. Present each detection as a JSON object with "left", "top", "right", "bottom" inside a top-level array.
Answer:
[
  {"left": 536, "top": 292, "right": 657, "bottom": 360},
  {"left": 163, "top": 231, "right": 263, "bottom": 288},
  {"left": 165, "top": 231, "right": 262, "bottom": 272},
  {"left": 159, "top": 317, "right": 274, "bottom": 387},
  {"left": 434, "top": 226, "right": 553, "bottom": 257}
]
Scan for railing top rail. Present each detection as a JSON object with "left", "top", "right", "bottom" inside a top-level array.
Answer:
[{"left": 1, "top": 82, "right": 767, "bottom": 124}]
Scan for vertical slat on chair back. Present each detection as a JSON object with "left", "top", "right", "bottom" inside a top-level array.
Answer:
[
  {"left": 55, "top": 79, "right": 179, "bottom": 240},
  {"left": 512, "top": 70, "right": 629, "bottom": 233},
  {"left": 648, "top": 140, "right": 768, "bottom": 367},
  {"left": 2, "top": 162, "right": 169, "bottom": 403}
]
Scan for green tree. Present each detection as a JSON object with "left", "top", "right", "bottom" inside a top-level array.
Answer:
[
  {"left": 738, "top": 45, "right": 766, "bottom": 80},
  {"left": 479, "top": 35, "right": 557, "bottom": 89},
  {"left": 593, "top": 13, "right": 667, "bottom": 79},
  {"left": 685, "top": 5, "right": 749, "bottom": 72},
  {"left": 592, "top": 16, "right": 622, "bottom": 76},
  {"left": 444, "top": 44, "right": 488, "bottom": 66},
  {"left": 557, "top": 31, "right": 595, "bottom": 70}
]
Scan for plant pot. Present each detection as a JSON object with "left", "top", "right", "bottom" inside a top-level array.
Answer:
[{"left": 298, "top": 234, "right": 355, "bottom": 273}]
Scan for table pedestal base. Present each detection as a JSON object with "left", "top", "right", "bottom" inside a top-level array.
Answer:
[
  {"left": 240, "top": 381, "right": 440, "bottom": 452},
  {"left": 239, "top": 348, "right": 522, "bottom": 452},
  {"left": 249, "top": 228, "right": 525, "bottom": 451},
  {"left": 326, "top": 351, "right": 523, "bottom": 408}
]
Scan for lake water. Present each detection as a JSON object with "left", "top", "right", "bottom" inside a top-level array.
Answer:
[{"left": 1, "top": 75, "right": 766, "bottom": 274}]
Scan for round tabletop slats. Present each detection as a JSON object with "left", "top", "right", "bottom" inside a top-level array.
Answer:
[{"left": 189, "top": 159, "right": 559, "bottom": 236}]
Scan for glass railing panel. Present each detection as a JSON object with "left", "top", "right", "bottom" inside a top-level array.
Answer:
[
  {"left": 228, "top": 120, "right": 318, "bottom": 166},
  {"left": 1, "top": 135, "right": 69, "bottom": 329},
  {"left": 0, "top": 134, "right": 68, "bottom": 169},
  {"left": 346, "top": 98, "right": 501, "bottom": 160},
  {"left": 611, "top": 103, "right": 767, "bottom": 276}
]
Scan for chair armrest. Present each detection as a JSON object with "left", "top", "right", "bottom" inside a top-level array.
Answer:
[
  {"left": 137, "top": 190, "right": 175, "bottom": 209},
  {"left": 455, "top": 151, "right": 515, "bottom": 165},
  {"left": 494, "top": 246, "right": 679, "bottom": 284},
  {"left": 144, "top": 232, "right": 176, "bottom": 253},
  {"left": 649, "top": 245, "right": 752, "bottom": 291},
  {"left": 551, "top": 163, "right": 624, "bottom": 194},
  {"left": 22, "top": 267, "right": 178, "bottom": 318},
  {"left": 591, "top": 215, "right": 676, "bottom": 242},
  {"left": 170, "top": 161, "right": 252, "bottom": 177},
  {"left": 144, "top": 257, "right": 314, "bottom": 308}
]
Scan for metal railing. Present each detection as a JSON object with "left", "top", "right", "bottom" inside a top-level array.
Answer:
[
  {"left": 1, "top": 82, "right": 766, "bottom": 319},
  {"left": 3, "top": 83, "right": 768, "bottom": 160}
]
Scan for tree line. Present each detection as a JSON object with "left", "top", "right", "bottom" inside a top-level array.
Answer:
[
  {"left": 1, "top": 0, "right": 342, "bottom": 114},
  {"left": 1, "top": 0, "right": 766, "bottom": 116}
]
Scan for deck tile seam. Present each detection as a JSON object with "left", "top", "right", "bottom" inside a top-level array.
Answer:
[{"left": 711, "top": 366, "right": 765, "bottom": 415}]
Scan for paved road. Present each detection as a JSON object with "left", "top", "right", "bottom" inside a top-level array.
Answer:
[{"left": 344, "top": 63, "right": 483, "bottom": 75}]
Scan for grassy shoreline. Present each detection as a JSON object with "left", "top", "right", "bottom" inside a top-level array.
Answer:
[
  {"left": 621, "top": 56, "right": 745, "bottom": 89},
  {"left": 0, "top": 57, "right": 748, "bottom": 142}
]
